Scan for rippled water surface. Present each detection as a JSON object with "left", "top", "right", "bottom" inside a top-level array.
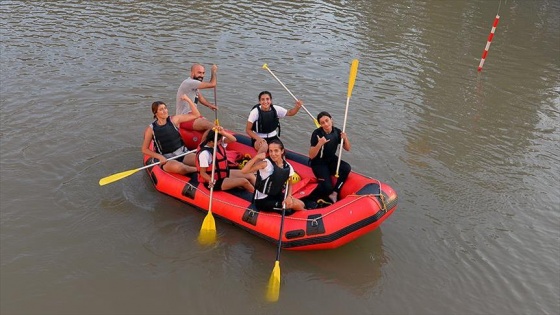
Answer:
[{"left": 1, "top": 1, "right": 559, "bottom": 314}]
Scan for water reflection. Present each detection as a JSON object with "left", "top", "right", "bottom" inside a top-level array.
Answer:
[
  {"left": 293, "top": 229, "right": 387, "bottom": 296},
  {"left": 142, "top": 200, "right": 387, "bottom": 298}
]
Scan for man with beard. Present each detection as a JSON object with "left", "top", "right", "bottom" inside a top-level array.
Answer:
[{"left": 176, "top": 63, "right": 218, "bottom": 132}]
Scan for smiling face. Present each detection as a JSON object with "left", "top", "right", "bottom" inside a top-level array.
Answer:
[
  {"left": 155, "top": 104, "right": 169, "bottom": 120},
  {"left": 268, "top": 142, "right": 284, "bottom": 163},
  {"left": 258, "top": 92, "right": 272, "bottom": 111},
  {"left": 151, "top": 101, "right": 169, "bottom": 119}
]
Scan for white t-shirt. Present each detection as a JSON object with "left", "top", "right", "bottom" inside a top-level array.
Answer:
[
  {"left": 247, "top": 105, "right": 288, "bottom": 139},
  {"left": 176, "top": 77, "right": 201, "bottom": 115},
  {"left": 197, "top": 150, "right": 212, "bottom": 168},
  {"left": 197, "top": 141, "right": 227, "bottom": 168},
  {"left": 254, "top": 159, "right": 295, "bottom": 200}
]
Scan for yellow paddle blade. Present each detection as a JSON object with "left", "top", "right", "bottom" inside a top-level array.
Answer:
[
  {"left": 266, "top": 261, "right": 281, "bottom": 302},
  {"left": 313, "top": 118, "right": 320, "bottom": 128},
  {"left": 198, "top": 229, "right": 216, "bottom": 245},
  {"left": 262, "top": 63, "right": 269, "bottom": 70},
  {"left": 98, "top": 169, "right": 139, "bottom": 186},
  {"left": 198, "top": 211, "right": 217, "bottom": 245},
  {"left": 347, "top": 59, "right": 359, "bottom": 98}
]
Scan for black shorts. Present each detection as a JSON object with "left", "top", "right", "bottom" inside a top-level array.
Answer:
[{"left": 204, "top": 178, "right": 225, "bottom": 191}]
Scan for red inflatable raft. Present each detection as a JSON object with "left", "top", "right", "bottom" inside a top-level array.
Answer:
[{"left": 143, "top": 126, "right": 398, "bottom": 251}]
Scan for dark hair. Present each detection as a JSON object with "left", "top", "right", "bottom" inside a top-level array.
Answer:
[
  {"left": 200, "top": 129, "right": 223, "bottom": 148},
  {"left": 317, "top": 111, "right": 331, "bottom": 121},
  {"left": 151, "top": 101, "right": 166, "bottom": 118},
  {"left": 267, "top": 138, "right": 285, "bottom": 158},
  {"left": 258, "top": 91, "right": 272, "bottom": 101},
  {"left": 204, "top": 129, "right": 217, "bottom": 143}
]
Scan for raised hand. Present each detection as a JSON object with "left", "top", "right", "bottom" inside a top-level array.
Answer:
[{"left": 317, "top": 134, "right": 330, "bottom": 146}]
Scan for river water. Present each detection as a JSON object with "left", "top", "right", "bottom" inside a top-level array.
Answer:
[{"left": 1, "top": 1, "right": 558, "bottom": 314}]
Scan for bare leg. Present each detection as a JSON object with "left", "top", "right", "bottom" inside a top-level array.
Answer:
[
  {"left": 221, "top": 177, "right": 254, "bottom": 193},
  {"left": 192, "top": 117, "right": 214, "bottom": 132},
  {"left": 285, "top": 195, "right": 305, "bottom": 211},
  {"left": 230, "top": 169, "right": 256, "bottom": 186},
  {"left": 183, "top": 152, "right": 197, "bottom": 167},
  {"left": 163, "top": 160, "right": 197, "bottom": 175}
]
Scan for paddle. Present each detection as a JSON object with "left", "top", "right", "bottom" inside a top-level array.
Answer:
[
  {"left": 98, "top": 149, "right": 195, "bottom": 186},
  {"left": 262, "top": 63, "right": 320, "bottom": 128},
  {"left": 335, "top": 59, "right": 359, "bottom": 178},
  {"left": 266, "top": 180, "right": 290, "bottom": 302},
  {"left": 198, "top": 87, "right": 219, "bottom": 245},
  {"left": 213, "top": 84, "right": 219, "bottom": 125}
]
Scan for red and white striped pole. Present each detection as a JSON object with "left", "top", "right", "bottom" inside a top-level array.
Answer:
[{"left": 478, "top": 14, "right": 500, "bottom": 72}]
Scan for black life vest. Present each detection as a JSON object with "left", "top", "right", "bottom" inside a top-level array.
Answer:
[
  {"left": 250, "top": 104, "right": 281, "bottom": 137},
  {"left": 311, "top": 127, "right": 341, "bottom": 163},
  {"left": 151, "top": 117, "right": 184, "bottom": 154},
  {"left": 255, "top": 157, "right": 290, "bottom": 196},
  {"left": 195, "top": 144, "right": 230, "bottom": 183}
]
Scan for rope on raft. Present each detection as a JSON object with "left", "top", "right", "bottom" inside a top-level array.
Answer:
[{"left": 173, "top": 176, "right": 389, "bottom": 224}]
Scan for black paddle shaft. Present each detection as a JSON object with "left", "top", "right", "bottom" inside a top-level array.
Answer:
[{"left": 275, "top": 180, "right": 290, "bottom": 261}]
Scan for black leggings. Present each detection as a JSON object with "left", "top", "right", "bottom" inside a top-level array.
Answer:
[{"left": 311, "top": 159, "right": 351, "bottom": 197}]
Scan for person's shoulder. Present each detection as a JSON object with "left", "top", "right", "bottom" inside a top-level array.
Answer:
[
  {"left": 183, "top": 77, "right": 200, "bottom": 87},
  {"left": 285, "top": 160, "right": 295, "bottom": 172},
  {"left": 265, "top": 158, "right": 274, "bottom": 167},
  {"left": 273, "top": 105, "right": 288, "bottom": 117},
  {"left": 198, "top": 150, "right": 211, "bottom": 164},
  {"left": 198, "top": 146, "right": 211, "bottom": 156},
  {"left": 248, "top": 106, "right": 259, "bottom": 116}
]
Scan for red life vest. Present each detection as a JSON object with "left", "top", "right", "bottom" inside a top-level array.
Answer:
[{"left": 196, "top": 144, "right": 230, "bottom": 183}]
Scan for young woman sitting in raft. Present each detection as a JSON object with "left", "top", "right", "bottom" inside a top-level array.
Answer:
[
  {"left": 241, "top": 139, "right": 305, "bottom": 211},
  {"left": 141, "top": 95, "right": 200, "bottom": 175}
]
